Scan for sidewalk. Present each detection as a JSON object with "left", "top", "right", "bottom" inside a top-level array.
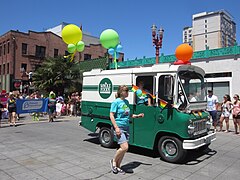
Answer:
[{"left": 0, "top": 114, "right": 80, "bottom": 128}]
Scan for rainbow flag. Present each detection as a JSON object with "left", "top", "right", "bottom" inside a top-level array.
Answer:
[
  {"left": 159, "top": 99, "right": 168, "bottom": 110},
  {"left": 131, "top": 85, "right": 139, "bottom": 92},
  {"left": 131, "top": 84, "right": 156, "bottom": 99}
]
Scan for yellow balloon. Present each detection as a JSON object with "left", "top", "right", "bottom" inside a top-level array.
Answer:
[{"left": 62, "top": 24, "right": 82, "bottom": 44}]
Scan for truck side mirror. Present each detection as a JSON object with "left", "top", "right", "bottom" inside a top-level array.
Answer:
[{"left": 164, "top": 76, "right": 173, "bottom": 98}]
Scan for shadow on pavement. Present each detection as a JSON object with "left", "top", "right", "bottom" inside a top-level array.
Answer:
[
  {"left": 128, "top": 145, "right": 159, "bottom": 158},
  {"left": 181, "top": 147, "right": 217, "bottom": 165},
  {"left": 121, "top": 161, "right": 152, "bottom": 173},
  {"left": 84, "top": 133, "right": 101, "bottom": 145}
]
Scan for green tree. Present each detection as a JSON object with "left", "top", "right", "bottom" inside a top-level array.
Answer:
[{"left": 33, "top": 56, "right": 82, "bottom": 96}]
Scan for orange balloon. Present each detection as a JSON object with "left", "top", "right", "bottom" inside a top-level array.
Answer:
[{"left": 175, "top": 44, "right": 193, "bottom": 62}]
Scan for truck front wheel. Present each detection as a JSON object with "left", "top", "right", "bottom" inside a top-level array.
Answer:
[
  {"left": 158, "top": 136, "right": 186, "bottom": 163},
  {"left": 99, "top": 127, "right": 114, "bottom": 148}
]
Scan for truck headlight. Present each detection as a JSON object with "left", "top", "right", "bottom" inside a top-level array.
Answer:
[
  {"left": 188, "top": 120, "right": 195, "bottom": 135},
  {"left": 188, "top": 125, "right": 195, "bottom": 134}
]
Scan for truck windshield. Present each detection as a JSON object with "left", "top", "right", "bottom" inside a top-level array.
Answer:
[{"left": 178, "top": 71, "right": 206, "bottom": 103}]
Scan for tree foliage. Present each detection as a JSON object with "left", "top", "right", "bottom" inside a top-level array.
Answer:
[{"left": 33, "top": 56, "right": 82, "bottom": 96}]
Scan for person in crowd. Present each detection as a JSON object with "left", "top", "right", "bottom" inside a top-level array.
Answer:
[
  {"left": 56, "top": 101, "right": 62, "bottom": 117},
  {"left": 75, "top": 92, "right": 81, "bottom": 116},
  {"left": 48, "top": 91, "right": 56, "bottom": 122},
  {"left": 0, "top": 102, "right": 4, "bottom": 127},
  {"left": 7, "top": 93, "right": 17, "bottom": 127},
  {"left": 135, "top": 81, "right": 152, "bottom": 106},
  {"left": 206, "top": 90, "right": 219, "bottom": 132},
  {"left": 232, "top": 94, "right": 240, "bottom": 134},
  {"left": 219, "top": 94, "right": 232, "bottom": 132},
  {"left": 109, "top": 85, "right": 144, "bottom": 174},
  {"left": 69, "top": 93, "right": 77, "bottom": 116},
  {"left": 189, "top": 93, "right": 197, "bottom": 102},
  {"left": 32, "top": 92, "right": 41, "bottom": 121},
  {"left": 61, "top": 101, "right": 67, "bottom": 116}
]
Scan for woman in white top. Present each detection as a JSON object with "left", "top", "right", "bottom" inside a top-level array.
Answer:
[
  {"left": 232, "top": 94, "right": 240, "bottom": 134},
  {"left": 219, "top": 94, "right": 232, "bottom": 132}
]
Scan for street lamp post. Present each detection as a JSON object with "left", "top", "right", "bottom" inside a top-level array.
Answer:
[
  {"left": 20, "top": 68, "right": 25, "bottom": 93},
  {"left": 151, "top": 24, "right": 164, "bottom": 64}
]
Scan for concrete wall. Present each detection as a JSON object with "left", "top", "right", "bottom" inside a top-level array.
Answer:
[{"left": 191, "top": 55, "right": 240, "bottom": 98}]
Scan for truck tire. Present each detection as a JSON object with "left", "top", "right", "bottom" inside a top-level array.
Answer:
[
  {"left": 158, "top": 136, "right": 186, "bottom": 163},
  {"left": 99, "top": 127, "right": 114, "bottom": 148}
]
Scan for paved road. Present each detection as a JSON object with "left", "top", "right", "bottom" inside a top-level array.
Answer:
[{"left": 0, "top": 115, "right": 239, "bottom": 180}]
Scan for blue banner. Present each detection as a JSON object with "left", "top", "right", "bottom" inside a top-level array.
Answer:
[{"left": 16, "top": 98, "right": 49, "bottom": 114}]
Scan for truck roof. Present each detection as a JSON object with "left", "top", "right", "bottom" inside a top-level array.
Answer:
[{"left": 83, "top": 63, "right": 205, "bottom": 77}]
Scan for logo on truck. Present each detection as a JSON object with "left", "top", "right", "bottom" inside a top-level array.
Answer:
[{"left": 98, "top": 78, "right": 113, "bottom": 99}]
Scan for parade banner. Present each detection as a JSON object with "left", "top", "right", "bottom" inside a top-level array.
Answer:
[{"left": 16, "top": 98, "right": 48, "bottom": 114}]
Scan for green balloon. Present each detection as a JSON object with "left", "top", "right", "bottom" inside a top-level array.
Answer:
[
  {"left": 100, "top": 29, "right": 119, "bottom": 49},
  {"left": 76, "top": 41, "right": 85, "bottom": 52},
  {"left": 68, "top": 44, "right": 76, "bottom": 53}
]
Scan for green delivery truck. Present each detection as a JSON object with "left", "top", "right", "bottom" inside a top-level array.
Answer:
[{"left": 80, "top": 63, "right": 216, "bottom": 163}]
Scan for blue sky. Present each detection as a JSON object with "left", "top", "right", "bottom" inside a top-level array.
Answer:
[{"left": 1, "top": 0, "right": 239, "bottom": 60}]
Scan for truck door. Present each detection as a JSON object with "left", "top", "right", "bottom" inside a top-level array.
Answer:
[{"left": 131, "top": 75, "right": 157, "bottom": 148}]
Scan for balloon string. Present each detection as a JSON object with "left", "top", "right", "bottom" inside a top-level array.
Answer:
[
  {"left": 63, "top": 51, "right": 76, "bottom": 62},
  {"left": 114, "top": 51, "right": 117, "bottom": 69},
  {"left": 70, "top": 51, "right": 77, "bottom": 62}
]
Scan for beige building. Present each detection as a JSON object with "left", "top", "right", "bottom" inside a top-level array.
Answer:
[{"left": 183, "top": 10, "right": 236, "bottom": 51}]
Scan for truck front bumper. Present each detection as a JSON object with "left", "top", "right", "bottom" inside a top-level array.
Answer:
[{"left": 183, "top": 132, "right": 216, "bottom": 150}]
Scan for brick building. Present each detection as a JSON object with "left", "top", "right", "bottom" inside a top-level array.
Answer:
[{"left": 0, "top": 29, "right": 119, "bottom": 92}]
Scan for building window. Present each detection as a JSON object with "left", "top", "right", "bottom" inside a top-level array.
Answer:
[
  {"left": 0, "top": 44, "right": 2, "bottom": 56},
  {"left": 205, "top": 25, "right": 207, "bottom": 28},
  {"left": 205, "top": 20, "right": 207, "bottom": 23},
  {"left": 84, "top": 54, "right": 91, "bottom": 60},
  {"left": 35, "top": 45, "right": 46, "bottom": 58},
  {"left": 7, "top": 63, "right": 9, "bottom": 74},
  {"left": 3, "top": 64, "right": 5, "bottom": 75},
  {"left": 22, "top": 43, "right": 28, "bottom": 55},
  {"left": 21, "top": 63, "right": 27, "bottom": 72},
  {"left": 188, "top": 30, "right": 192, "bottom": 33},
  {"left": 3, "top": 43, "right": 6, "bottom": 55},
  {"left": 7, "top": 41, "right": 10, "bottom": 54},
  {"left": 54, "top": 49, "right": 59, "bottom": 58},
  {"left": 205, "top": 35, "right": 207, "bottom": 38},
  {"left": 205, "top": 30, "right": 207, "bottom": 33},
  {"left": 0, "top": 65, "right": 1, "bottom": 74},
  {"left": 205, "top": 40, "right": 207, "bottom": 43}
]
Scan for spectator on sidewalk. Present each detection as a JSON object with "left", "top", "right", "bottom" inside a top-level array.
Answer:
[
  {"left": 48, "top": 91, "right": 56, "bottom": 122},
  {"left": 0, "top": 102, "right": 4, "bottom": 127},
  {"left": 206, "top": 90, "right": 219, "bottom": 132},
  {"left": 7, "top": 93, "right": 17, "bottom": 127},
  {"left": 232, "top": 94, "right": 240, "bottom": 134},
  {"left": 56, "top": 101, "right": 62, "bottom": 117},
  {"left": 219, "top": 94, "right": 232, "bottom": 132}
]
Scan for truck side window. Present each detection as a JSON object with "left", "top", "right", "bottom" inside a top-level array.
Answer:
[
  {"left": 158, "top": 75, "right": 174, "bottom": 104},
  {"left": 135, "top": 76, "right": 154, "bottom": 106}
]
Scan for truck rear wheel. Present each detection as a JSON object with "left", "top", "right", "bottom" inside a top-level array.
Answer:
[
  {"left": 158, "top": 136, "right": 186, "bottom": 163},
  {"left": 99, "top": 127, "right": 114, "bottom": 148}
]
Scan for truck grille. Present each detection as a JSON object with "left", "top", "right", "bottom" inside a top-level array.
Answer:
[{"left": 193, "top": 119, "right": 208, "bottom": 135}]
